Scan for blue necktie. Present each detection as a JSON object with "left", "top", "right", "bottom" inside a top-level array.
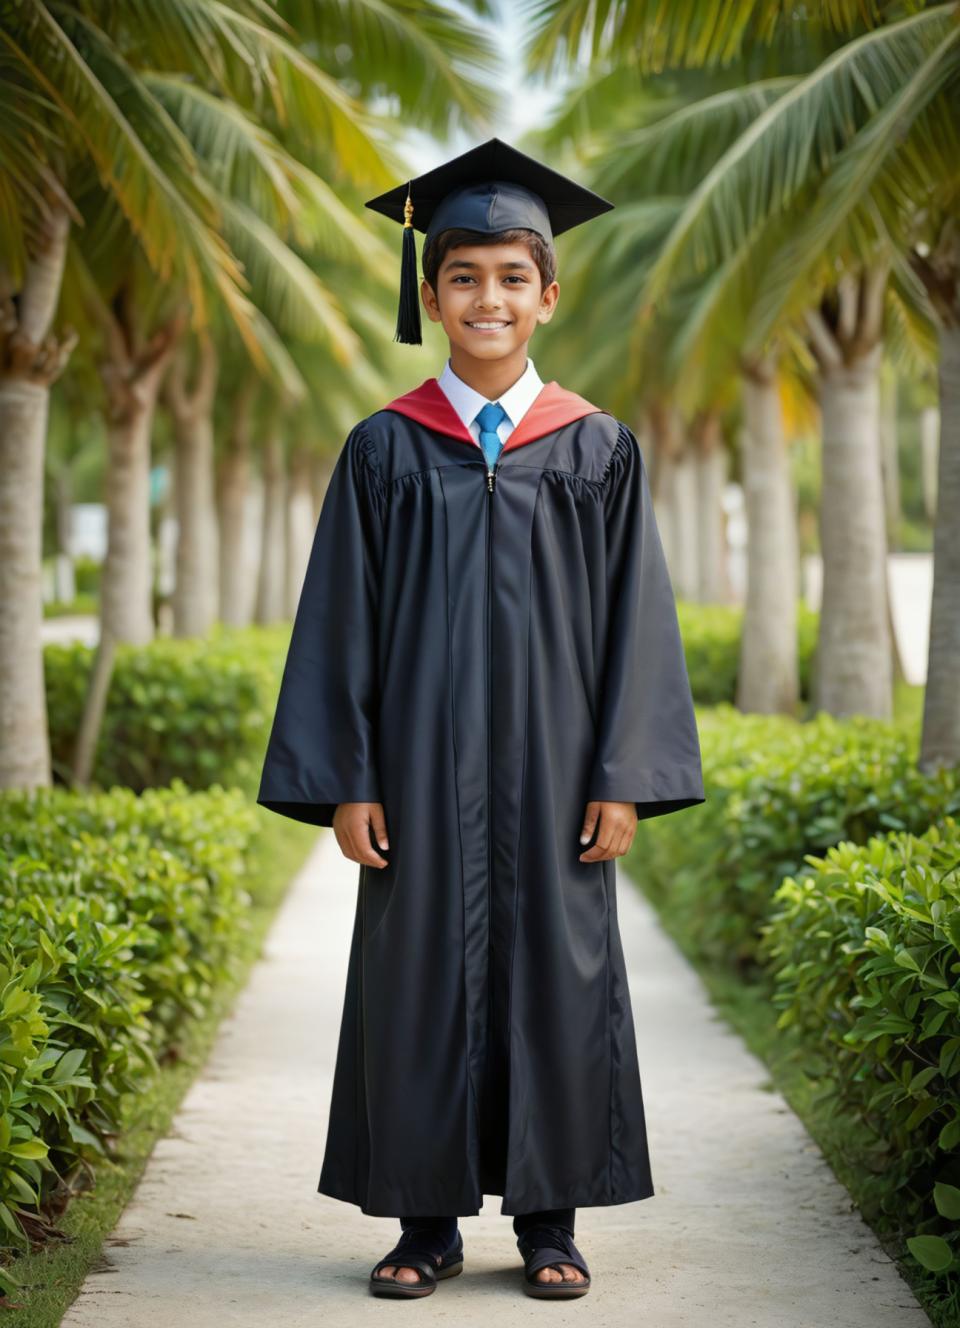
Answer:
[{"left": 475, "top": 401, "right": 509, "bottom": 472}]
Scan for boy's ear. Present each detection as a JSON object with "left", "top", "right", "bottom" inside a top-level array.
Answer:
[
  {"left": 538, "top": 279, "right": 560, "bottom": 324},
  {"left": 421, "top": 278, "right": 442, "bottom": 323}
]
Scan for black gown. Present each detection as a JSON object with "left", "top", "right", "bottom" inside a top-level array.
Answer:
[{"left": 257, "top": 376, "right": 705, "bottom": 1216}]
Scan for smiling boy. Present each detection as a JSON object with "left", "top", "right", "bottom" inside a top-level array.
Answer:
[{"left": 257, "top": 138, "right": 705, "bottom": 1301}]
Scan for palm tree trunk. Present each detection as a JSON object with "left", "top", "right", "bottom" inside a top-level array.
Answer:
[
  {"left": 737, "top": 353, "right": 799, "bottom": 713},
  {"left": 880, "top": 367, "right": 901, "bottom": 551},
  {"left": 920, "top": 321, "right": 960, "bottom": 768},
  {"left": 98, "top": 303, "right": 186, "bottom": 647},
  {"left": 172, "top": 412, "right": 218, "bottom": 636},
  {"left": 53, "top": 466, "right": 76, "bottom": 603},
  {"left": 165, "top": 339, "right": 219, "bottom": 637},
  {"left": 648, "top": 399, "right": 697, "bottom": 596},
  {"left": 218, "top": 379, "right": 255, "bottom": 627},
  {"left": 254, "top": 423, "right": 287, "bottom": 624},
  {"left": 921, "top": 405, "right": 939, "bottom": 521},
  {"left": 806, "top": 271, "right": 892, "bottom": 719},
  {"left": 693, "top": 409, "right": 729, "bottom": 602},
  {"left": 285, "top": 444, "right": 314, "bottom": 616},
  {"left": 101, "top": 360, "right": 167, "bottom": 645},
  {"left": 670, "top": 441, "right": 699, "bottom": 601},
  {"left": 0, "top": 201, "right": 74, "bottom": 788},
  {"left": 71, "top": 630, "right": 117, "bottom": 787},
  {"left": 815, "top": 343, "right": 892, "bottom": 717}
]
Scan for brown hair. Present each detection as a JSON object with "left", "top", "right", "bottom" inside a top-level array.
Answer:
[{"left": 421, "top": 227, "right": 556, "bottom": 298}]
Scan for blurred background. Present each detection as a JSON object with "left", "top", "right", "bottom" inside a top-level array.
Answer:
[{"left": 1, "top": 2, "right": 959, "bottom": 1322}]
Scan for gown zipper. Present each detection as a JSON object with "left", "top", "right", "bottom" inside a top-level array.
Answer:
[{"left": 485, "top": 453, "right": 497, "bottom": 1087}]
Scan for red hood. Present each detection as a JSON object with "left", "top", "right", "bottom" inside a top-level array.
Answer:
[{"left": 382, "top": 377, "right": 606, "bottom": 452}]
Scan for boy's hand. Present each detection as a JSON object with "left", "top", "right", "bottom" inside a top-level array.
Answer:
[
  {"left": 333, "top": 802, "right": 390, "bottom": 868},
  {"left": 578, "top": 800, "right": 638, "bottom": 862}
]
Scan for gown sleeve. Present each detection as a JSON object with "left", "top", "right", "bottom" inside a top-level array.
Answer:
[
  {"left": 257, "top": 421, "right": 385, "bottom": 827},
  {"left": 586, "top": 421, "right": 706, "bottom": 821}
]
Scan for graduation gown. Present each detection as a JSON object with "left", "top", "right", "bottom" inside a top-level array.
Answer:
[{"left": 257, "top": 377, "right": 705, "bottom": 1216}]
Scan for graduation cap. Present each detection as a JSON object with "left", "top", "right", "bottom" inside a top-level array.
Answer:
[{"left": 364, "top": 137, "right": 615, "bottom": 345}]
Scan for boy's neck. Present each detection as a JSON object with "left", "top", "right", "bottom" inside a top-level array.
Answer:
[{"left": 446, "top": 344, "right": 530, "bottom": 402}]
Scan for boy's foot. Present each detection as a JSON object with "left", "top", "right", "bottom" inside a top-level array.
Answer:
[
  {"left": 374, "top": 1258, "right": 438, "bottom": 1284},
  {"left": 517, "top": 1224, "right": 591, "bottom": 1298},
  {"left": 369, "top": 1226, "right": 463, "bottom": 1297},
  {"left": 533, "top": 1262, "right": 587, "bottom": 1284}
]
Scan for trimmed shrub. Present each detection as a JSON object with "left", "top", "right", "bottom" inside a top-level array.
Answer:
[
  {"left": 676, "top": 600, "right": 819, "bottom": 707},
  {"left": 632, "top": 706, "right": 960, "bottom": 970},
  {"left": 760, "top": 820, "right": 960, "bottom": 1276},
  {"left": 0, "top": 782, "right": 260, "bottom": 1285},
  {"left": 44, "top": 625, "right": 289, "bottom": 794}
]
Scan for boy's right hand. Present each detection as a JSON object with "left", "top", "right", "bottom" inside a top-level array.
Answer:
[{"left": 333, "top": 803, "right": 390, "bottom": 868}]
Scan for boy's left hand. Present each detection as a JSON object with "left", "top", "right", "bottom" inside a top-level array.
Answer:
[{"left": 578, "top": 800, "right": 638, "bottom": 862}]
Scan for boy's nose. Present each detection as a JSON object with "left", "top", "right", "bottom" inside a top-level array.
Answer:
[{"left": 475, "top": 280, "right": 505, "bottom": 305}]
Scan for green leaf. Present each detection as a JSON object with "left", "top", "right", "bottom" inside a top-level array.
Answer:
[
  {"left": 7, "top": 1139, "right": 49, "bottom": 1160},
  {"left": 934, "top": 1183, "right": 960, "bottom": 1221},
  {"left": 906, "top": 1234, "right": 954, "bottom": 1272},
  {"left": 904, "top": 1097, "right": 941, "bottom": 1130},
  {"left": 51, "top": 1047, "right": 87, "bottom": 1083},
  {"left": 0, "top": 1201, "right": 25, "bottom": 1243}
]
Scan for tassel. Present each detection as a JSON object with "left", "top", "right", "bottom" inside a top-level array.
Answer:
[{"left": 394, "top": 187, "right": 422, "bottom": 345}]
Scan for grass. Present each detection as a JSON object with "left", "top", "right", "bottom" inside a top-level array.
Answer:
[{"left": 0, "top": 810, "right": 318, "bottom": 1327}]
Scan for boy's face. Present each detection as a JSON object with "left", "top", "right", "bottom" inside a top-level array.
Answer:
[{"left": 421, "top": 240, "right": 560, "bottom": 364}]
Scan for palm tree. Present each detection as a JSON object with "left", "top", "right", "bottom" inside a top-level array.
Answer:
[
  {"left": 522, "top": 1, "right": 959, "bottom": 733},
  {"left": 530, "top": 77, "right": 804, "bottom": 711},
  {"left": 0, "top": 0, "right": 500, "bottom": 787}
]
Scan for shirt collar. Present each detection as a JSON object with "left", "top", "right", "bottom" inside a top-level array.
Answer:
[{"left": 436, "top": 356, "right": 544, "bottom": 433}]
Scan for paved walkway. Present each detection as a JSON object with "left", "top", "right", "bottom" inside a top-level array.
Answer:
[{"left": 60, "top": 831, "right": 930, "bottom": 1327}]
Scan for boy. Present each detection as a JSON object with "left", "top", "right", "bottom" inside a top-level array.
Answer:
[{"left": 257, "top": 138, "right": 705, "bottom": 1300}]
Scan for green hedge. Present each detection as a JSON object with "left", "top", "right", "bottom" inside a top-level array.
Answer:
[
  {"left": 634, "top": 705, "right": 960, "bottom": 971},
  {"left": 42, "top": 593, "right": 98, "bottom": 619},
  {"left": 676, "top": 600, "right": 819, "bottom": 706},
  {"left": 761, "top": 819, "right": 960, "bottom": 1277},
  {"left": 42, "top": 607, "right": 815, "bottom": 767},
  {"left": 44, "top": 626, "right": 289, "bottom": 794},
  {"left": 0, "top": 782, "right": 260, "bottom": 1291}
]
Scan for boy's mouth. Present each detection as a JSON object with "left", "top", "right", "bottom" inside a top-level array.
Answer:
[{"left": 465, "top": 319, "right": 512, "bottom": 333}]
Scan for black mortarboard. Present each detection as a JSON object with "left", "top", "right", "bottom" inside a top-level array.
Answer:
[{"left": 364, "top": 137, "right": 615, "bottom": 345}]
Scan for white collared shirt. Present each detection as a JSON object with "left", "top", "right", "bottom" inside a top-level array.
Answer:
[{"left": 436, "top": 356, "right": 544, "bottom": 447}]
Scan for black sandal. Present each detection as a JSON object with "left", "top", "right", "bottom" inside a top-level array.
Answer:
[
  {"left": 516, "top": 1223, "right": 591, "bottom": 1299},
  {"left": 369, "top": 1225, "right": 464, "bottom": 1298}
]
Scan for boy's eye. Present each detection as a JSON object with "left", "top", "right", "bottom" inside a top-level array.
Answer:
[{"left": 450, "top": 274, "right": 526, "bottom": 284}]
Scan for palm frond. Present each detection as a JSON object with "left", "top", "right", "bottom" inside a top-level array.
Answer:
[
  {"left": 885, "top": 253, "right": 940, "bottom": 375},
  {"left": 220, "top": 197, "right": 360, "bottom": 359},
  {"left": 637, "top": 7, "right": 959, "bottom": 315},
  {"left": 591, "top": 77, "right": 798, "bottom": 198},
  {"left": 276, "top": 0, "right": 503, "bottom": 135},
  {"left": 8, "top": 1, "right": 254, "bottom": 334},
  {"left": 535, "top": 64, "right": 674, "bottom": 150},
  {"left": 282, "top": 162, "right": 394, "bottom": 269},
  {"left": 743, "top": 17, "right": 960, "bottom": 351},
  {"left": 144, "top": 74, "right": 301, "bottom": 227},
  {"left": 210, "top": 5, "right": 397, "bottom": 184},
  {"left": 518, "top": 0, "right": 896, "bottom": 76}
]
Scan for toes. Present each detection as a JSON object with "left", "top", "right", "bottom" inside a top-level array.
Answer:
[
  {"left": 374, "top": 1263, "right": 425, "bottom": 1283},
  {"left": 560, "top": 1263, "right": 585, "bottom": 1282},
  {"left": 535, "top": 1266, "right": 561, "bottom": 1282}
]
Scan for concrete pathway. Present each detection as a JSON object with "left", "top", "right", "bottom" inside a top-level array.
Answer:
[{"left": 60, "top": 831, "right": 930, "bottom": 1327}]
